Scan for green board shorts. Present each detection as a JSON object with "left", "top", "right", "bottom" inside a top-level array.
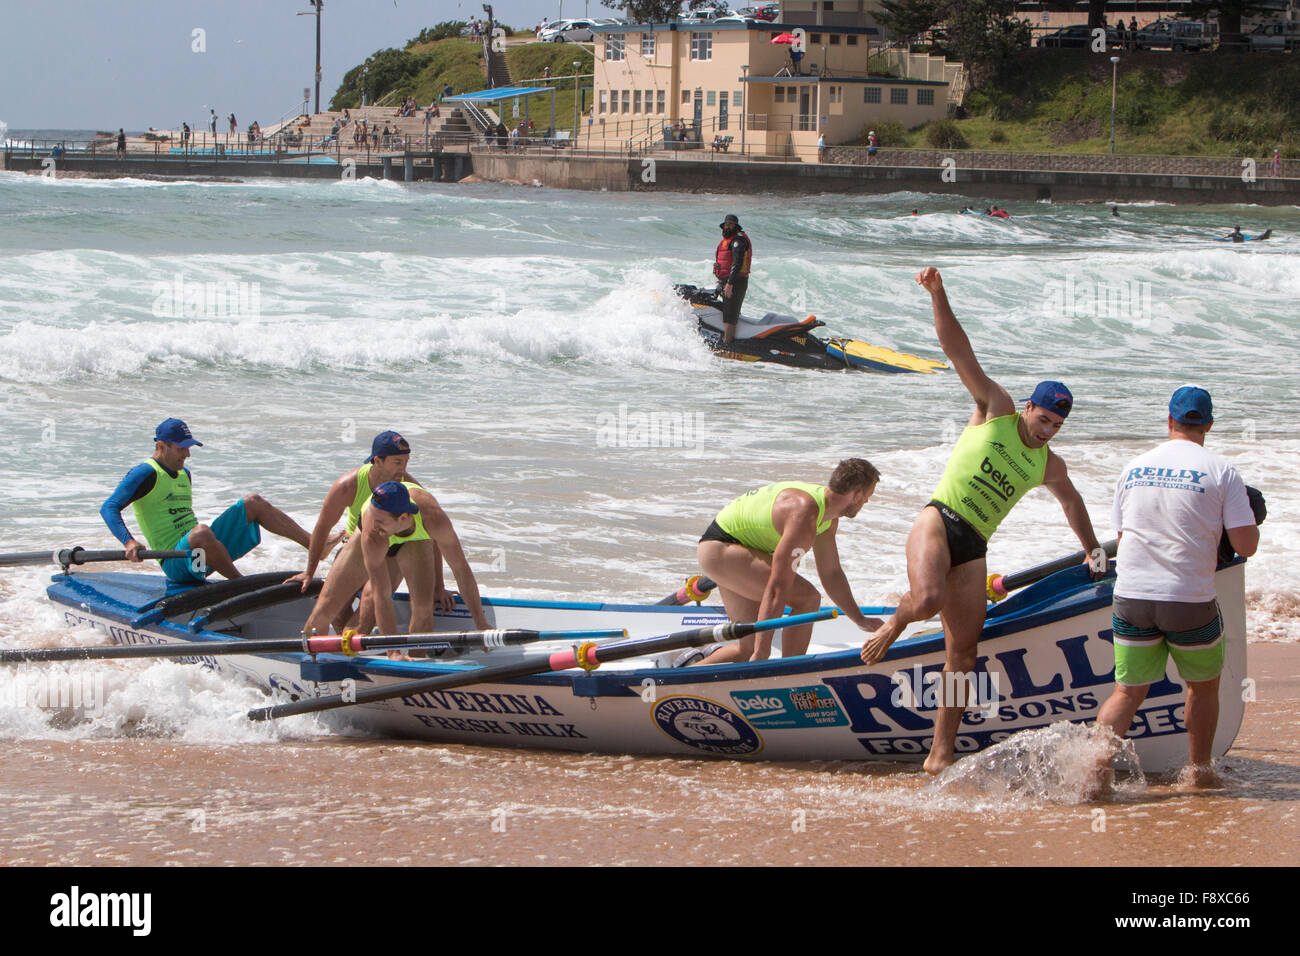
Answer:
[{"left": 1111, "top": 596, "right": 1224, "bottom": 686}]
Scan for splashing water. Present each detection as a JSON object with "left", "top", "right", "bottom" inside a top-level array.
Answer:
[{"left": 927, "top": 721, "right": 1146, "bottom": 806}]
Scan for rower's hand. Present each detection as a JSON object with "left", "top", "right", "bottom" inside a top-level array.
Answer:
[
  {"left": 124, "top": 539, "right": 145, "bottom": 563},
  {"left": 325, "top": 530, "right": 348, "bottom": 554},
  {"left": 434, "top": 587, "right": 457, "bottom": 613},
  {"left": 1084, "top": 547, "right": 1108, "bottom": 582},
  {"left": 915, "top": 267, "right": 944, "bottom": 295},
  {"left": 284, "top": 570, "right": 312, "bottom": 592},
  {"left": 860, "top": 622, "right": 899, "bottom": 665},
  {"left": 853, "top": 615, "right": 885, "bottom": 633},
  {"left": 724, "top": 282, "right": 733, "bottom": 299}
]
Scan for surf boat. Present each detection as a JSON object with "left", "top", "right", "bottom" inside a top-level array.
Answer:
[
  {"left": 675, "top": 284, "right": 947, "bottom": 373},
  {"left": 41, "top": 553, "right": 1248, "bottom": 771}
]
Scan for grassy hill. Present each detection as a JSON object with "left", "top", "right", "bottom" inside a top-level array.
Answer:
[
  {"left": 329, "top": 37, "right": 595, "bottom": 131},
  {"left": 863, "top": 50, "right": 1300, "bottom": 157}
]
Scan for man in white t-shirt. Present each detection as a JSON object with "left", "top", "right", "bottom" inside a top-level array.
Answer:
[{"left": 1096, "top": 385, "right": 1259, "bottom": 788}]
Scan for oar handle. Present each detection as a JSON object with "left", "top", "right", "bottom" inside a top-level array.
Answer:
[
  {"left": 987, "top": 539, "right": 1117, "bottom": 601},
  {"left": 249, "top": 609, "right": 837, "bottom": 722},
  {"left": 0, "top": 547, "right": 193, "bottom": 569},
  {"left": 655, "top": 575, "right": 718, "bottom": 606}
]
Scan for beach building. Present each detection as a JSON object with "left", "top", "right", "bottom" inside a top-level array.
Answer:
[{"left": 587, "top": 1, "right": 955, "bottom": 159}]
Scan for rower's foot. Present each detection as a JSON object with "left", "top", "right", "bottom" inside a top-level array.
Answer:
[
  {"left": 1179, "top": 763, "right": 1224, "bottom": 790},
  {"left": 1084, "top": 766, "right": 1116, "bottom": 801},
  {"left": 923, "top": 752, "right": 955, "bottom": 776}
]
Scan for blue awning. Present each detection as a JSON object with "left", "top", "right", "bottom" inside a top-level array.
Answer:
[{"left": 445, "top": 86, "right": 557, "bottom": 102}]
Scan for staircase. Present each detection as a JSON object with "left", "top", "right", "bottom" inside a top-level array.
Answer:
[{"left": 484, "top": 37, "right": 514, "bottom": 88}]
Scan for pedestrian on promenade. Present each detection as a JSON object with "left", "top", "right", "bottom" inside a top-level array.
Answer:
[{"left": 116, "top": 129, "right": 126, "bottom": 157}]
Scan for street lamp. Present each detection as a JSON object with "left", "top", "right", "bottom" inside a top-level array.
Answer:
[
  {"left": 1109, "top": 55, "right": 1120, "bottom": 155},
  {"left": 297, "top": 0, "right": 323, "bottom": 115},
  {"left": 573, "top": 60, "right": 582, "bottom": 137},
  {"left": 740, "top": 64, "right": 749, "bottom": 155},
  {"left": 362, "top": 63, "right": 369, "bottom": 107}
]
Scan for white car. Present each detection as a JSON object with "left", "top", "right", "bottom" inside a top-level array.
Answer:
[{"left": 539, "top": 18, "right": 600, "bottom": 42}]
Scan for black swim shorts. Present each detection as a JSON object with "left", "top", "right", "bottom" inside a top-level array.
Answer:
[{"left": 927, "top": 500, "right": 988, "bottom": 568}]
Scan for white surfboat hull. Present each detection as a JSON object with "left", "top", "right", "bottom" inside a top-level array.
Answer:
[{"left": 46, "top": 562, "right": 1248, "bottom": 771}]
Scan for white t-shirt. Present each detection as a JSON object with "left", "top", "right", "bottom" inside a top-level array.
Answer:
[{"left": 1112, "top": 438, "right": 1255, "bottom": 602}]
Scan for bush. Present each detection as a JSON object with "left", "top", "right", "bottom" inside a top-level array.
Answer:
[
  {"left": 989, "top": 126, "right": 1006, "bottom": 143},
  {"left": 866, "top": 120, "right": 907, "bottom": 145},
  {"left": 407, "top": 22, "right": 468, "bottom": 46},
  {"left": 926, "top": 118, "right": 970, "bottom": 149}
]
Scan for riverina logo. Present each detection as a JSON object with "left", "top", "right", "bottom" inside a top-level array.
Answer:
[
  {"left": 151, "top": 273, "right": 261, "bottom": 320},
  {"left": 652, "top": 695, "right": 763, "bottom": 755},
  {"left": 49, "top": 886, "right": 151, "bottom": 936}
]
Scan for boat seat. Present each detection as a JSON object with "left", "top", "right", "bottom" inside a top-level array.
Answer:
[{"left": 696, "top": 306, "right": 820, "bottom": 340}]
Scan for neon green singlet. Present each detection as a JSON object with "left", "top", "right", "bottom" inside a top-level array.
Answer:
[
  {"left": 714, "top": 482, "right": 831, "bottom": 554},
  {"left": 131, "top": 459, "right": 198, "bottom": 550},
  {"left": 931, "top": 413, "right": 1047, "bottom": 540},
  {"left": 346, "top": 463, "right": 376, "bottom": 535},
  {"left": 360, "top": 481, "right": 431, "bottom": 548}
]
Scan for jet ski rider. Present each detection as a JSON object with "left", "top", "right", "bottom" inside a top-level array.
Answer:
[{"left": 714, "top": 214, "right": 752, "bottom": 345}]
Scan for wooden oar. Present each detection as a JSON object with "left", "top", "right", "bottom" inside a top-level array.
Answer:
[
  {"left": 248, "top": 608, "right": 838, "bottom": 722},
  {"left": 0, "top": 546, "right": 193, "bottom": 569},
  {"left": 655, "top": 574, "right": 718, "bottom": 606},
  {"left": 0, "top": 627, "right": 629, "bottom": 665},
  {"left": 986, "top": 539, "right": 1117, "bottom": 602}
]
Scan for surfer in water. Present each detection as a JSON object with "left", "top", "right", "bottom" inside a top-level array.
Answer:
[{"left": 859, "top": 267, "right": 1104, "bottom": 774}]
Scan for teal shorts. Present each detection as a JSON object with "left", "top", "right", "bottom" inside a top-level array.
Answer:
[
  {"left": 1112, "top": 598, "right": 1224, "bottom": 686},
  {"left": 161, "top": 500, "right": 262, "bottom": 585}
]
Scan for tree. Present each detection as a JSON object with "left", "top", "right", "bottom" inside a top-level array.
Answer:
[
  {"left": 877, "top": 0, "right": 1030, "bottom": 88},
  {"left": 1184, "top": 0, "right": 1280, "bottom": 40},
  {"left": 601, "top": 0, "right": 680, "bottom": 22}
]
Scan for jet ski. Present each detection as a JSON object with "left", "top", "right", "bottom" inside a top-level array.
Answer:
[{"left": 675, "top": 284, "right": 947, "bottom": 374}]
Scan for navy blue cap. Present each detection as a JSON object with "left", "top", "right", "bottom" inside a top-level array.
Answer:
[
  {"left": 1027, "top": 381, "right": 1073, "bottom": 419},
  {"left": 371, "top": 481, "right": 419, "bottom": 516},
  {"left": 1170, "top": 385, "right": 1213, "bottom": 425},
  {"left": 366, "top": 430, "right": 410, "bottom": 463},
  {"left": 155, "top": 418, "right": 202, "bottom": 447}
]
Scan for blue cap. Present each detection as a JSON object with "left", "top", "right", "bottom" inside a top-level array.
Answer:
[
  {"left": 366, "top": 430, "right": 410, "bottom": 463},
  {"left": 155, "top": 418, "right": 202, "bottom": 447},
  {"left": 1027, "top": 381, "right": 1073, "bottom": 419},
  {"left": 371, "top": 481, "right": 419, "bottom": 516},
  {"left": 1169, "top": 385, "right": 1213, "bottom": 425}
]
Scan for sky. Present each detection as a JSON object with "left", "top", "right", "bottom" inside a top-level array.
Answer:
[{"left": 0, "top": 0, "right": 605, "bottom": 130}]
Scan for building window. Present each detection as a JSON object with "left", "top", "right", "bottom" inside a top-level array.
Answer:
[
  {"left": 847, "top": 35, "right": 858, "bottom": 45},
  {"left": 706, "top": 90, "right": 716, "bottom": 106},
  {"left": 657, "top": 90, "right": 665, "bottom": 113},
  {"left": 599, "top": 89, "right": 608, "bottom": 113},
  {"left": 823, "top": 1, "right": 834, "bottom": 8},
  {"left": 733, "top": 91, "right": 743, "bottom": 107},
  {"left": 606, "top": 35, "right": 625, "bottom": 61},
  {"left": 642, "top": 34, "right": 656, "bottom": 57},
  {"left": 681, "top": 90, "right": 690, "bottom": 104},
  {"left": 690, "top": 32, "right": 712, "bottom": 60},
  {"left": 775, "top": 86, "right": 785, "bottom": 103},
  {"left": 865, "top": 86, "right": 881, "bottom": 103},
  {"left": 830, "top": 35, "right": 840, "bottom": 45},
  {"left": 918, "top": 88, "right": 934, "bottom": 105},
  {"left": 622, "top": 90, "right": 630, "bottom": 113},
  {"left": 634, "top": 89, "right": 642, "bottom": 113},
  {"left": 891, "top": 87, "right": 908, "bottom": 105},
  {"left": 810, "top": 34, "right": 821, "bottom": 44}
]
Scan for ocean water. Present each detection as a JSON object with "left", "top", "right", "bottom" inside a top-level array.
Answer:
[{"left": 0, "top": 165, "right": 1296, "bottom": 863}]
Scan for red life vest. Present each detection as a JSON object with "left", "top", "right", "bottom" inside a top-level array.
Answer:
[{"left": 713, "top": 231, "right": 752, "bottom": 281}]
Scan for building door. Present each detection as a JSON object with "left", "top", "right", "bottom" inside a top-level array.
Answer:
[
  {"left": 798, "top": 86, "right": 811, "bottom": 132},
  {"left": 719, "top": 93, "right": 728, "bottom": 131},
  {"left": 693, "top": 89, "right": 703, "bottom": 134}
]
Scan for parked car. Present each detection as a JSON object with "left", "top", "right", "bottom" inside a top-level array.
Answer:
[
  {"left": 1036, "top": 24, "right": 1120, "bottom": 48},
  {"left": 756, "top": 3, "right": 779, "bottom": 21},
  {"left": 539, "top": 18, "right": 600, "bottom": 42},
  {"left": 680, "top": 4, "right": 732, "bottom": 22},
  {"left": 1133, "top": 19, "right": 1217, "bottom": 52},
  {"left": 1247, "top": 20, "right": 1300, "bottom": 52}
]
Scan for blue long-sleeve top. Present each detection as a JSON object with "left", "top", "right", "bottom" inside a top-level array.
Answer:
[{"left": 100, "top": 462, "right": 190, "bottom": 544}]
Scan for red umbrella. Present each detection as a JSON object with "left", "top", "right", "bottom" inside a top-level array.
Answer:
[{"left": 771, "top": 33, "right": 798, "bottom": 44}]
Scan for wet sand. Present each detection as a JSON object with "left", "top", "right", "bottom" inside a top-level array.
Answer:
[{"left": 0, "top": 646, "right": 1294, "bottom": 867}]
